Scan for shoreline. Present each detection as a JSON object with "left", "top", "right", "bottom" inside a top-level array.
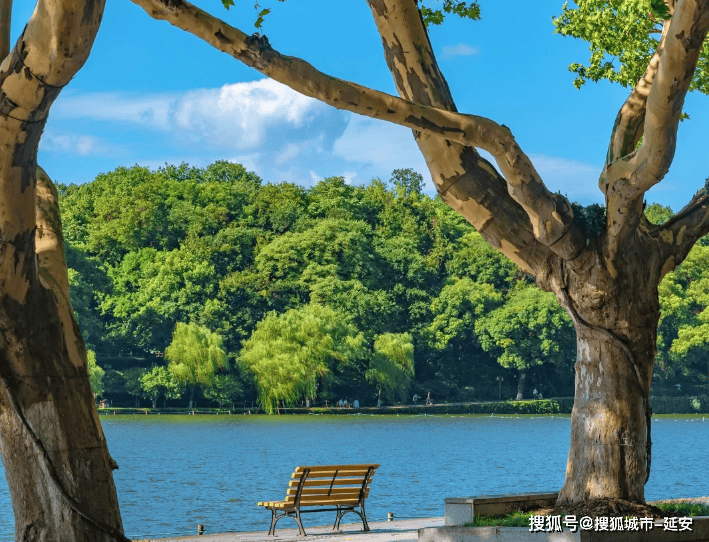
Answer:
[{"left": 98, "top": 395, "right": 709, "bottom": 417}]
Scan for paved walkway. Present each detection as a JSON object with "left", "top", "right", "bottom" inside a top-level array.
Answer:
[{"left": 134, "top": 517, "right": 444, "bottom": 542}]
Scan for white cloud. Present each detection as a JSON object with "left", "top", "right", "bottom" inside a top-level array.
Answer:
[
  {"left": 332, "top": 115, "right": 433, "bottom": 190},
  {"left": 52, "top": 80, "right": 349, "bottom": 156},
  {"left": 40, "top": 129, "right": 116, "bottom": 156},
  {"left": 442, "top": 43, "right": 479, "bottom": 58},
  {"left": 52, "top": 91, "right": 175, "bottom": 130}
]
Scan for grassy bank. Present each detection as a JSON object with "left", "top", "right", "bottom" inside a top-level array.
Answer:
[{"left": 97, "top": 395, "right": 709, "bottom": 416}]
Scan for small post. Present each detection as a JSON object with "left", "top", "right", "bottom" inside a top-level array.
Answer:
[
  {"left": 388, "top": 512, "right": 394, "bottom": 521},
  {"left": 198, "top": 523, "right": 204, "bottom": 535}
]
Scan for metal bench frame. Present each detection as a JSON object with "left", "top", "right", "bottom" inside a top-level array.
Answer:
[{"left": 264, "top": 465, "right": 376, "bottom": 536}]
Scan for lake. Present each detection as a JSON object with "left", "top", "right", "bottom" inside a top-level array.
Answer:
[{"left": 0, "top": 414, "right": 707, "bottom": 540}]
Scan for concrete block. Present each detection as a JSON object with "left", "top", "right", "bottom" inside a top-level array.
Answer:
[{"left": 444, "top": 493, "right": 559, "bottom": 526}]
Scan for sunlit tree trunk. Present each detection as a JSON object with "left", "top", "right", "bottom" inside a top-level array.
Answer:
[{"left": 0, "top": 1, "right": 127, "bottom": 539}]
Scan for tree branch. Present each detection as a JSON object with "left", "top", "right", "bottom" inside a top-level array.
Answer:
[
  {"left": 0, "top": 0, "right": 11, "bottom": 61},
  {"left": 601, "top": 0, "right": 709, "bottom": 260},
  {"left": 131, "top": 0, "right": 585, "bottom": 264},
  {"left": 603, "top": 20, "right": 669, "bottom": 169},
  {"left": 364, "top": 0, "right": 554, "bottom": 273},
  {"left": 654, "top": 187, "right": 709, "bottom": 277}
]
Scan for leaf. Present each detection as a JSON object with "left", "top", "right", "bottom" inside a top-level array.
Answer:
[
  {"left": 221, "top": 0, "right": 235, "bottom": 10},
  {"left": 650, "top": 0, "right": 672, "bottom": 20}
]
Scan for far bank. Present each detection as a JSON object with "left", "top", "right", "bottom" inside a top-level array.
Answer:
[{"left": 97, "top": 395, "right": 709, "bottom": 416}]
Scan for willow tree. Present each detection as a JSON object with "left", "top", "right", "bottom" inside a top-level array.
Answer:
[
  {"left": 0, "top": 0, "right": 129, "bottom": 540},
  {"left": 131, "top": 0, "right": 709, "bottom": 509}
]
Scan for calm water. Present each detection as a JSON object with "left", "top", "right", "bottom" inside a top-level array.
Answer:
[{"left": 0, "top": 414, "right": 707, "bottom": 540}]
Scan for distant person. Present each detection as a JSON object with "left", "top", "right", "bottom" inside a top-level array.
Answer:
[
  {"left": 426, "top": 392, "right": 432, "bottom": 406},
  {"left": 533, "top": 388, "right": 539, "bottom": 399},
  {"left": 353, "top": 399, "right": 359, "bottom": 408},
  {"left": 305, "top": 397, "right": 310, "bottom": 408}
]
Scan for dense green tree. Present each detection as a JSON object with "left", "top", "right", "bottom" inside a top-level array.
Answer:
[
  {"left": 476, "top": 287, "right": 576, "bottom": 399},
  {"left": 87, "top": 350, "right": 105, "bottom": 399},
  {"left": 203, "top": 373, "right": 244, "bottom": 408},
  {"left": 240, "top": 304, "right": 367, "bottom": 413},
  {"left": 656, "top": 244, "right": 709, "bottom": 386},
  {"left": 165, "top": 322, "right": 228, "bottom": 408},
  {"left": 123, "top": 367, "right": 148, "bottom": 408},
  {"left": 141, "top": 366, "right": 184, "bottom": 408},
  {"left": 366, "top": 333, "right": 415, "bottom": 405}
]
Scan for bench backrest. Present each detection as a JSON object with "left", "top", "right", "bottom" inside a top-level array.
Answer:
[{"left": 285, "top": 464, "right": 379, "bottom": 507}]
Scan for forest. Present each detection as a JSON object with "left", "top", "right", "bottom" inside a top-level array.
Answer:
[{"left": 60, "top": 161, "right": 709, "bottom": 411}]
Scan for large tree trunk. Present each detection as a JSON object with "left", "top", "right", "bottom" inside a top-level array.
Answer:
[
  {"left": 547, "top": 239, "right": 660, "bottom": 505},
  {"left": 0, "top": 168, "right": 126, "bottom": 540},
  {"left": 0, "top": 2, "right": 127, "bottom": 539}
]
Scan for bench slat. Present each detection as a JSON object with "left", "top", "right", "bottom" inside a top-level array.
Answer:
[
  {"left": 287, "top": 487, "right": 369, "bottom": 496},
  {"left": 294, "top": 464, "right": 379, "bottom": 473},
  {"left": 292, "top": 468, "right": 375, "bottom": 479},
  {"left": 288, "top": 477, "right": 372, "bottom": 488}
]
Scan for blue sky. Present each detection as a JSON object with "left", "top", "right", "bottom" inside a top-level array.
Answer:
[{"left": 13, "top": 0, "right": 709, "bottom": 210}]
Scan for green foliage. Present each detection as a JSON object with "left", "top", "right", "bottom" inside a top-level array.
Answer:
[
  {"left": 87, "top": 349, "right": 105, "bottom": 398},
  {"left": 61, "top": 159, "right": 709, "bottom": 406},
  {"left": 239, "top": 304, "right": 367, "bottom": 413},
  {"left": 427, "top": 277, "right": 502, "bottom": 350},
  {"left": 420, "top": 0, "right": 481, "bottom": 26},
  {"left": 390, "top": 168, "right": 424, "bottom": 199},
  {"left": 366, "top": 333, "right": 415, "bottom": 401},
  {"left": 656, "top": 244, "right": 709, "bottom": 381},
  {"left": 203, "top": 373, "right": 243, "bottom": 408},
  {"left": 570, "top": 202, "right": 606, "bottom": 243},
  {"left": 123, "top": 367, "right": 147, "bottom": 406},
  {"left": 165, "top": 322, "right": 228, "bottom": 388},
  {"left": 655, "top": 502, "right": 709, "bottom": 517},
  {"left": 467, "top": 510, "right": 534, "bottom": 528},
  {"left": 476, "top": 286, "right": 575, "bottom": 371},
  {"left": 554, "top": 0, "right": 709, "bottom": 94},
  {"left": 140, "top": 366, "right": 183, "bottom": 408},
  {"left": 645, "top": 202, "right": 675, "bottom": 225}
]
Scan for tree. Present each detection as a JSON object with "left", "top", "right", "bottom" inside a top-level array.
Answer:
[
  {"left": 240, "top": 304, "right": 367, "bottom": 413},
  {"left": 426, "top": 277, "right": 502, "bottom": 394},
  {"left": 203, "top": 373, "right": 243, "bottom": 408},
  {"left": 165, "top": 322, "right": 228, "bottom": 408},
  {"left": 0, "top": 2, "right": 127, "bottom": 538},
  {"left": 123, "top": 367, "right": 148, "bottom": 408},
  {"left": 131, "top": 0, "right": 709, "bottom": 510},
  {"left": 366, "top": 332, "right": 415, "bottom": 405},
  {"left": 87, "top": 349, "right": 105, "bottom": 399},
  {"left": 476, "top": 286, "right": 576, "bottom": 400},
  {"left": 141, "top": 365, "right": 184, "bottom": 408}
]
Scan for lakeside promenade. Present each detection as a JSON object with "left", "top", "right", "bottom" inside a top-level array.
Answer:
[{"left": 134, "top": 517, "right": 445, "bottom": 542}]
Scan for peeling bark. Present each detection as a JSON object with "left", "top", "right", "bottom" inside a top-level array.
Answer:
[{"left": 0, "top": 0, "right": 127, "bottom": 539}]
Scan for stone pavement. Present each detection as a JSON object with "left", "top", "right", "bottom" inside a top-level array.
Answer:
[{"left": 134, "top": 517, "right": 444, "bottom": 542}]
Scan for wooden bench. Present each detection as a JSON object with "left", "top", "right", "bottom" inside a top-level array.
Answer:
[{"left": 257, "top": 463, "right": 379, "bottom": 536}]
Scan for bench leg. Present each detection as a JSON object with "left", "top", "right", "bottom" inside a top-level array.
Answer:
[
  {"left": 360, "top": 502, "right": 370, "bottom": 532},
  {"left": 268, "top": 509, "right": 278, "bottom": 536},
  {"left": 333, "top": 506, "right": 344, "bottom": 532},
  {"left": 294, "top": 508, "right": 307, "bottom": 536}
]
